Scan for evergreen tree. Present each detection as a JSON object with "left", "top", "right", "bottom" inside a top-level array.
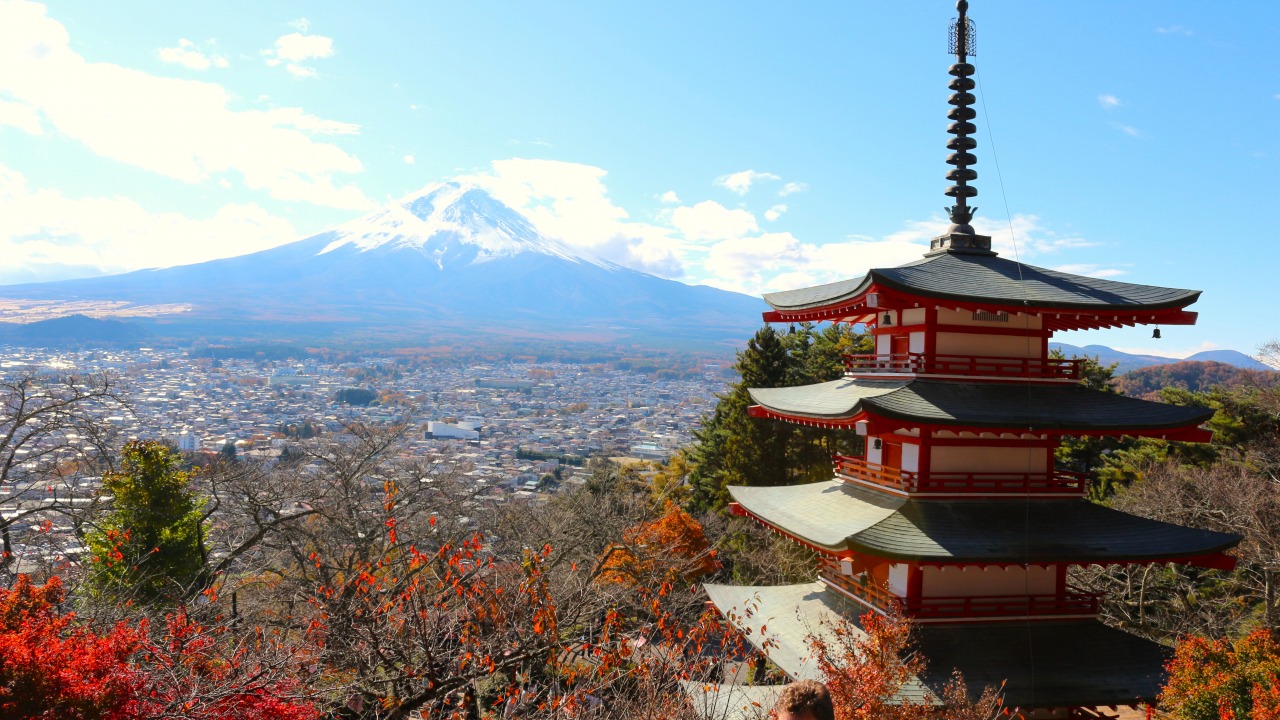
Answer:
[
  {"left": 86, "top": 441, "right": 208, "bottom": 604},
  {"left": 688, "top": 324, "right": 872, "bottom": 509}
]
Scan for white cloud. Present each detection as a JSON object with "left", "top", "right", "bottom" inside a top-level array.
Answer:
[
  {"left": 764, "top": 204, "right": 787, "bottom": 222},
  {"left": 690, "top": 212, "right": 1096, "bottom": 296},
  {"left": 287, "top": 18, "right": 311, "bottom": 32},
  {"left": 427, "top": 158, "right": 1101, "bottom": 296},
  {"left": 671, "top": 201, "right": 758, "bottom": 241},
  {"left": 1110, "top": 122, "right": 1142, "bottom": 138},
  {"left": 1155, "top": 25, "right": 1193, "bottom": 36},
  {"left": 403, "top": 154, "right": 415, "bottom": 165},
  {"left": 262, "top": 31, "right": 334, "bottom": 78},
  {"left": 0, "top": 162, "right": 296, "bottom": 282},
  {"left": 715, "top": 169, "right": 779, "bottom": 195},
  {"left": 659, "top": 190, "right": 680, "bottom": 204},
  {"left": 156, "top": 38, "right": 227, "bottom": 71},
  {"left": 1050, "top": 263, "right": 1127, "bottom": 279},
  {"left": 462, "top": 159, "right": 686, "bottom": 277},
  {"left": 1097, "top": 94, "right": 1121, "bottom": 109},
  {"left": 0, "top": 99, "right": 43, "bottom": 134},
  {"left": 0, "top": 2, "right": 371, "bottom": 209},
  {"left": 778, "top": 181, "right": 808, "bottom": 197}
]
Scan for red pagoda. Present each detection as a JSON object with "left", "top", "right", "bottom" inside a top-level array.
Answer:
[{"left": 699, "top": 3, "right": 1242, "bottom": 718}]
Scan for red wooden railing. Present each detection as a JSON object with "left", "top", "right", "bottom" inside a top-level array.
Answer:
[
  {"left": 842, "top": 353, "right": 1081, "bottom": 380},
  {"left": 820, "top": 571, "right": 1099, "bottom": 620},
  {"left": 832, "top": 455, "right": 1088, "bottom": 495}
]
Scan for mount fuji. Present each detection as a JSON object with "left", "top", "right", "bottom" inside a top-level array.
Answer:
[{"left": 0, "top": 183, "right": 766, "bottom": 348}]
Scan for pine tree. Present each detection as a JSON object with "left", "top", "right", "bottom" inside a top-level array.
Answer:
[{"left": 86, "top": 441, "right": 208, "bottom": 604}]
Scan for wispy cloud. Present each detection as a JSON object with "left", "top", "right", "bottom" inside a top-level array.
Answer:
[
  {"left": 778, "top": 181, "right": 808, "bottom": 197},
  {"left": 157, "top": 38, "right": 228, "bottom": 71},
  {"left": 403, "top": 154, "right": 415, "bottom": 165},
  {"left": 659, "top": 190, "right": 680, "bottom": 204},
  {"left": 0, "top": 1, "right": 370, "bottom": 209},
  {"left": 764, "top": 204, "right": 787, "bottom": 222},
  {"left": 0, "top": 161, "right": 296, "bottom": 278},
  {"left": 1097, "top": 94, "right": 1121, "bottom": 109},
  {"left": 1110, "top": 122, "right": 1142, "bottom": 138},
  {"left": 1155, "top": 25, "right": 1193, "bottom": 36},
  {"left": 714, "top": 169, "right": 780, "bottom": 195}
]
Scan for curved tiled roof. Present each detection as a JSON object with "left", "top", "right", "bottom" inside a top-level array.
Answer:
[
  {"left": 704, "top": 582, "right": 1170, "bottom": 708},
  {"left": 762, "top": 252, "right": 1200, "bottom": 312},
  {"left": 747, "top": 378, "right": 1214, "bottom": 431},
  {"left": 729, "top": 480, "right": 1241, "bottom": 562}
]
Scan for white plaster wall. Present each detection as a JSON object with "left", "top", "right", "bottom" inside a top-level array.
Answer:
[
  {"left": 902, "top": 308, "right": 926, "bottom": 325},
  {"left": 867, "top": 439, "right": 883, "bottom": 465},
  {"left": 909, "top": 332, "right": 925, "bottom": 353},
  {"left": 937, "top": 308, "right": 1042, "bottom": 330},
  {"left": 888, "top": 564, "right": 910, "bottom": 596},
  {"left": 901, "top": 443, "right": 919, "bottom": 472},
  {"left": 922, "top": 565, "right": 1056, "bottom": 597},
  {"left": 930, "top": 446, "right": 1048, "bottom": 473},
  {"left": 935, "top": 332, "right": 1038, "bottom": 358},
  {"left": 876, "top": 334, "right": 891, "bottom": 356}
]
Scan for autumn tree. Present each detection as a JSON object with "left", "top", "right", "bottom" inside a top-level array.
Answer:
[
  {"left": 808, "top": 609, "right": 1002, "bottom": 720},
  {"left": 1, "top": 370, "right": 127, "bottom": 576},
  {"left": 598, "top": 501, "right": 719, "bottom": 585},
  {"left": 0, "top": 574, "right": 141, "bottom": 720},
  {"left": 0, "top": 574, "right": 318, "bottom": 720},
  {"left": 86, "top": 441, "right": 207, "bottom": 604},
  {"left": 1161, "top": 629, "right": 1280, "bottom": 720}
]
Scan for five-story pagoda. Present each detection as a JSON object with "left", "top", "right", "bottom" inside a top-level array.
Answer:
[{"left": 701, "top": 3, "right": 1241, "bottom": 717}]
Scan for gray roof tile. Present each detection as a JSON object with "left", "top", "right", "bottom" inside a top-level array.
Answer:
[
  {"left": 763, "top": 252, "right": 1199, "bottom": 312},
  {"left": 729, "top": 480, "right": 1241, "bottom": 562},
  {"left": 748, "top": 378, "right": 1214, "bottom": 431},
  {"left": 705, "top": 582, "right": 1171, "bottom": 709}
]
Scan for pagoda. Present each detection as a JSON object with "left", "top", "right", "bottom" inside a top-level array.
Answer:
[{"left": 700, "top": 3, "right": 1242, "bottom": 718}]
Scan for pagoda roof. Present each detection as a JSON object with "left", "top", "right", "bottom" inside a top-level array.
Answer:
[
  {"left": 705, "top": 582, "right": 1170, "bottom": 709},
  {"left": 763, "top": 251, "right": 1200, "bottom": 314},
  {"left": 747, "top": 378, "right": 1214, "bottom": 435},
  {"left": 679, "top": 682, "right": 780, "bottom": 720},
  {"left": 729, "top": 480, "right": 1241, "bottom": 563},
  {"left": 702, "top": 582, "right": 934, "bottom": 703}
]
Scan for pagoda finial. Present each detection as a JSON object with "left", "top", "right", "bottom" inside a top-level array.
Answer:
[{"left": 930, "top": 0, "right": 993, "bottom": 255}]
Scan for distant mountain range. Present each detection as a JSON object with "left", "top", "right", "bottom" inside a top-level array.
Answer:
[
  {"left": 0, "top": 183, "right": 765, "bottom": 350},
  {"left": 1050, "top": 343, "right": 1271, "bottom": 374}
]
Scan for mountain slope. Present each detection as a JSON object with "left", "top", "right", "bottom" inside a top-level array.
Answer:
[
  {"left": 1050, "top": 343, "right": 1266, "bottom": 374},
  {"left": 0, "top": 183, "right": 765, "bottom": 347}
]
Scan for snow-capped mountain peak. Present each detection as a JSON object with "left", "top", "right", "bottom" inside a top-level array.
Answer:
[{"left": 318, "top": 181, "right": 614, "bottom": 270}]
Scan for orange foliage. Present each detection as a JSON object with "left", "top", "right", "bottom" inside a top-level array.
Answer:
[
  {"left": 1161, "top": 630, "right": 1280, "bottom": 720},
  {"left": 807, "top": 608, "right": 1001, "bottom": 720},
  {"left": 597, "top": 502, "right": 719, "bottom": 585}
]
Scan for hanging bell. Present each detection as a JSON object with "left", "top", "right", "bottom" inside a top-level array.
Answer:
[
  {"left": 788, "top": 324, "right": 796, "bottom": 335},
  {"left": 1152, "top": 327, "right": 1162, "bottom": 339},
  {"left": 882, "top": 313, "right": 893, "bottom": 326}
]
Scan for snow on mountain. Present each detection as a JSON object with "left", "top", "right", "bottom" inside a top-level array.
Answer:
[
  {"left": 317, "top": 181, "right": 616, "bottom": 270},
  {"left": 0, "top": 181, "right": 763, "bottom": 348}
]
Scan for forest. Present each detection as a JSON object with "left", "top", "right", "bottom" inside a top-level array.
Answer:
[{"left": 0, "top": 332, "right": 1277, "bottom": 719}]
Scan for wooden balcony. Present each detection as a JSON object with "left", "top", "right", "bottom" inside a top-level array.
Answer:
[
  {"left": 832, "top": 455, "right": 1088, "bottom": 495},
  {"left": 842, "top": 353, "right": 1082, "bottom": 380},
  {"left": 821, "top": 571, "right": 1100, "bottom": 621}
]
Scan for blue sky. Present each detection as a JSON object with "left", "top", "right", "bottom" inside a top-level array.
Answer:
[{"left": 0, "top": 1, "right": 1276, "bottom": 358}]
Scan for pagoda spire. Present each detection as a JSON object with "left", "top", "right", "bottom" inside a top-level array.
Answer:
[{"left": 930, "top": 0, "right": 993, "bottom": 254}]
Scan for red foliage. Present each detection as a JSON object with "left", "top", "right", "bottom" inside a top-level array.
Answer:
[
  {"left": 0, "top": 575, "right": 317, "bottom": 720},
  {"left": 0, "top": 575, "right": 143, "bottom": 720},
  {"left": 1161, "top": 630, "right": 1280, "bottom": 720}
]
